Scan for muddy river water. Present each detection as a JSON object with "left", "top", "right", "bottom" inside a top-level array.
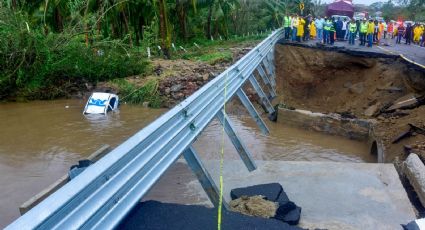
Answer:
[{"left": 0, "top": 99, "right": 373, "bottom": 227}]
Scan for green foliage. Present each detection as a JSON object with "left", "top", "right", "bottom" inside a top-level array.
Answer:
[
  {"left": 0, "top": 8, "right": 149, "bottom": 99},
  {"left": 111, "top": 78, "right": 162, "bottom": 108}
]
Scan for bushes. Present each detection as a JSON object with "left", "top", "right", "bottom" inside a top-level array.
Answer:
[
  {"left": 111, "top": 79, "right": 162, "bottom": 108},
  {"left": 0, "top": 8, "right": 149, "bottom": 100}
]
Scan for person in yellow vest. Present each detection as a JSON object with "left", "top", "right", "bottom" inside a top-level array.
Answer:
[
  {"left": 297, "top": 17, "right": 306, "bottom": 42},
  {"left": 348, "top": 18, "right": 357, "bottom": 45},
  {"left": 283, "top": 14, "right": 292, "bottom": 40},
  {"left": 310, "top": 20, "right": 317, "bottom": 39},
  {"left": 367, "top": 19, "right": 375, "bottom": 47},
  {"left": 359, "top": 18, "right": 368, "bottom": 46}
]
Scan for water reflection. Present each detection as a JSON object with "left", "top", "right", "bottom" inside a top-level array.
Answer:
[{"left": 0, "top": 100, "right": 370, "bottom": 228}]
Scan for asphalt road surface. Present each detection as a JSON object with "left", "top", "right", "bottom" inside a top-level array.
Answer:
[{"left": 303, "top": 36, "right": 425, "bottom": 67}]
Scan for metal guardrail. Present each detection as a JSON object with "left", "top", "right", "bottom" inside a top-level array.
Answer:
[{"left": 6, "top": 29, "right": 283, "bottom": 230}]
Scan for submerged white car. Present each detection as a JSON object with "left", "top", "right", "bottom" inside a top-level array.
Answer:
[{"left": 83, "top": 92, "right": 119, "bottom": 115}]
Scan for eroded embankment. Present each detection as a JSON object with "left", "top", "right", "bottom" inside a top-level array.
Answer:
[{"left": 275, "top": 42, "right": 425, "bottom": 162}]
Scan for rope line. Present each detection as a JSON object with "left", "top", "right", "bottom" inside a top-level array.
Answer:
[{"left": 217, "top": 72, "right": 229, "bottom": 230}]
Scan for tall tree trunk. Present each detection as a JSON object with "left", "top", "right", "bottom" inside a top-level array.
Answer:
[
  {"left": 139, "top": 15, "right": 144, "bottom": 40},
  {"left": 11, "top": 0, "right": 17, "bottom": 9},
  {"left": 97, "top": 0, "right": 103, "bottom": 36},
  {"left": 176, "top": 0, "right": 188, "bottom": 41},
  {"left": 122, "top": 10, "right": 133, "bottom": 48},
  {"left": 206, "top": 1, "right": 214, "bottom": 39},
  {"left": 54, "top": 8, "right": 63, "bottom": 32},
  {"left": 158, "top": 0, "right": 170, "bottom": 59}
]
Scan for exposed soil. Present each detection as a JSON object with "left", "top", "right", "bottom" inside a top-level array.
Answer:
[
  {"left": 275, "top": 42, "right": 425, "bottom": 162},
  {"left": 94, "top": 43, "right": 256, "bottom": 107}
]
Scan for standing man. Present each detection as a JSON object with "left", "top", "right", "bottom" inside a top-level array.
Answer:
[
  {"left": 304, "top": 15, "right": 312, "bottom": 41},
  {"left": 329, "top": 17, "right": 336, "bottom": 45},
  {"left": 323, "top": 17, "right": 331, "bottom": 44},
  {"left": 383, "top": 21, "right": 388, "bottom": 39},
  {"left": 342, "top": 18, "right": 348, "bottom": 40},
  {"left": 367, "top": 19, "right": 375, "bottom": 47},
  {"left": 291, "top": 14, "right": 299, "bottom": 42},
  {"left": 396, "top": 23, "right": 405, "bottom": 44},
  {"left": 315, "top": 16, "right": 324, "bottom": 43},
  {"left": 388, "top": 21, "right": 394, "bottom": 39},
  {"left": 284, "top": 14, "right": 292, "bottom": 40},
  {"left": 348, "top": 18, "right": 357, "bottom": 45},
  {"left": 405, "top": 23, "right": 413, "bottom": 45},
  {"left": 355, "top": 19, "right": 361, "bottom": 38},
  {"left": 297, "top": 16, "right": 306, "bottom": 42},
  {"left": 336, "top": 17, "right": 343, "bottom": 40},
  {"left": 359, "top": 18, "right": 368, "bottom": 46}
]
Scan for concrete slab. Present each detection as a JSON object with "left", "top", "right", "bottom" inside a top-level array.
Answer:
[{"left": 146, "top": 160, "right": 416, "bottom": 230}]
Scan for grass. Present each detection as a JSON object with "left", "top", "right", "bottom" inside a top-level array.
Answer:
[
  {"left": 135, "top": 33, "right": 267, "bottom": 65},
  {"left": 110, "top": 78, "right": 162, "bottom": 108}
]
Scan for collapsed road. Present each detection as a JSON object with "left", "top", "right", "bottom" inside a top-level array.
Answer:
[{"left": 275, "top": 41, "right": 425, "bottom": 163}]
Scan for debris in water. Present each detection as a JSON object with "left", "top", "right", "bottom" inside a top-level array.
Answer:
[
  {"left": 229, "top": 195, "right": 278, "bottom": 219},
  {"left": 392, "top": 124, "right": 425, "bottom": 144}
]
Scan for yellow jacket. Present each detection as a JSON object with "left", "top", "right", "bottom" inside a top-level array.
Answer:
[
  {"left": 297, "top": 18, "right": 305, "bottom": 37},
  {"left": 367, "top": 22, "right": 374, "bottom": 34},
  {"left": 310, "top": 22, "right": 316, "bottom": 37}
]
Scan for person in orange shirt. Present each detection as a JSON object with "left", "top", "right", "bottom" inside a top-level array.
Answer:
[
  {"left": 378, "top": 21, "right": 384, "bottom": 41},
  {"left": 387, "top": 22, "right": 394, "bottom": 39}
]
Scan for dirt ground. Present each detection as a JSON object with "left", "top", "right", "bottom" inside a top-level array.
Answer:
[
  {"left": 95, "top": 41, "right": 257, "bottom": 107},
  {"left": 275, "top": 43, "right": 425, "bottom": 162}
]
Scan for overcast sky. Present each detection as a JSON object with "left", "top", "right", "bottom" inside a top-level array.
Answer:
[{"left": 322, "top": 0, "right": 379, "bottom": 5}]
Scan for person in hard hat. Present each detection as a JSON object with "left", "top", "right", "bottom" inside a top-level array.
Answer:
[
  {"left": 421, "top": 25, "right": 425, "bottom": 47},
  {"left": 359, "top": 18, "right": 368, "bottom": 46},
  {"left": 291, "top": 14, "right": 299, "bottom": 41},
  {"left": 348, "top": 18, "right": 357, "bottom": 45},
  {"left": 283, "top": 14, "right": 292, "bottom": 40},
  {"left": 367, "top": 19, "right": 375, "bottom": 47},
  {"left": 297, "top": 16, "right": 306, "bottom": 42}
]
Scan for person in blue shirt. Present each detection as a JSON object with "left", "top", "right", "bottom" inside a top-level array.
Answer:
[{"left": 315, "top": 16, "right": 325, "bottom": 43}]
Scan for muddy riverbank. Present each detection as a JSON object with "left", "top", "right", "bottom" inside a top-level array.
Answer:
[{"left": 275, "top": 42, "right": 425, "bottom": 163}]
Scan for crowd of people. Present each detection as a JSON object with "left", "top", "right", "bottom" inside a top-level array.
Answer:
[{"left": 282, "top": 14, "right": 425, "bottom": 48}]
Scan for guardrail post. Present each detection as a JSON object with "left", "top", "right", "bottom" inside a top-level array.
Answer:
[
  {"left": 183, "top": 146, "right": 229, "bottom": 210},
  {"left": 216, "top": 110, "right": 257, "bottom": 172},
  {"left": 262, "top": 59, "right": 276, "bottom": 87},
  {"left": 248, "top": 75, "right": 274, "bottom": 114},
  {"left": 236, "top": 89, "right": 270, "bottom": 135},
  {"left": 260, "top": 62, "right": 276, "bottom": 88},
  {"left": 256, "top": 65, "right": 276, "bottom": 99}
]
